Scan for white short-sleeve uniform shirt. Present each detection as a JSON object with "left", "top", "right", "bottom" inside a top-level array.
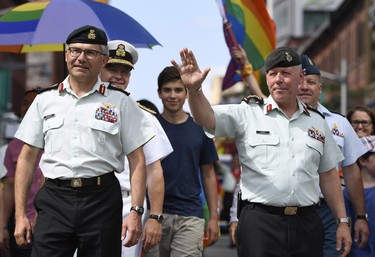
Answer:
[
  {"left": 210, "top": 96, "right": 343, "bottom": 207},
  {"left": 15, "top": 76, "right": 155, "bottom": 179},
  {"left": 116, "top": 110, "right": 173, "bottom": 191}
]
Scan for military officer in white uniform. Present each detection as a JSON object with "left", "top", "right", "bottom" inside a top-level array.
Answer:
[
  {"left": 298, "top": 55, "right": 369, "bottom": 257},
  {"left": 13, "top": 25, "right": 154, "bottom": 257},
  {"left": 100, "top": 40, "right": 173, "bottom": 257},
  {"left": 171, "top": 47, "right": 352, "bottom": 257}
]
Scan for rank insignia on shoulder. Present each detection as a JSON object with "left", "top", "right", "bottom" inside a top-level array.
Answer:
[
  {"left": 242, "top": 95, "right": 264, "bottom": 104},
  {"left": 328, "top": 109, "right": 345, "bottom": 117},
  {"left": 108, "top": 84, "right": 130, "bottom": 96},
  {"left": 38, "top": 83, "right": 59, "bottom": 94},
  {"left": 305, "top": 104, "right": 325, "bottom": 119},
  {"left": 137, "top": 103, "right": 157, "bottom": 115},
  {"left": 303, "top": 105, "right": 310, "bottom": 116}
]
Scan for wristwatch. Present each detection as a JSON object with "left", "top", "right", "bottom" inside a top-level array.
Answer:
[
  {"left": 336, "top": 217, "right": 350, "bottom": 226},
  {"left": 149, "top": 214, "right": 164, "bottom": 224},
  {"left": 130, "top": 206, "right": 144, "bottom": 215},
  {"left": 357, "top": 213, "right": 368, "bottom": 221}
]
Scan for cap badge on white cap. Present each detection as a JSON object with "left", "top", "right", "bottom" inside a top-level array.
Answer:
[{"left": 116, "top": 44, "right": 126, "bottom": 57}]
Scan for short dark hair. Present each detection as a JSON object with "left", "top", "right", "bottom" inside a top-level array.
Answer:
[
  {"left": 137, "top": 99, "right": 160, "bottom": 115},
  {"left": 157, "top": 66, "right": 183, "bottom": 92},
  {"left": 24, "top": 88, "right": 41, "bottom": 96}
]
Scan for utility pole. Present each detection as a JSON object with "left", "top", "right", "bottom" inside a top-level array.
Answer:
[{"left": 319, "top": 59, "right": 347, "bottom": 115}]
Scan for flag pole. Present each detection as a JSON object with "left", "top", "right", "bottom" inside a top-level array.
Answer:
[
  {"left": 215, "top": 0, "right": 242, "bottom": 90},
  {"left": 215, "top": 0, "right": 239, "bottom": 50}
]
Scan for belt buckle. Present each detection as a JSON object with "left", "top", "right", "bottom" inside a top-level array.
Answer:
[
  {"left": 71, "top": 178, "right": 82, "bottom": 188},
  {"left": 284, "top": 207, "right": 298, "bottom": 215}
]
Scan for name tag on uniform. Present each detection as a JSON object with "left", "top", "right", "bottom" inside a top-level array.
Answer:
[
  {"left": 43, "top": 114, "right": 55, "bottom": 120},
  {"left": 256, "top": 130, "right": 270, "bottom": 135}
]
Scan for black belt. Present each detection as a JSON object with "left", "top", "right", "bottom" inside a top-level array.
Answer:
[
  {"left": 46, "top": 172, "right": 115, "bottom": 188},
  {"left": 316, "top": 198, "right": 327, "bottom": 207},
  {"left": 244, "top": 202, "right": 316, "bottom": 216}
]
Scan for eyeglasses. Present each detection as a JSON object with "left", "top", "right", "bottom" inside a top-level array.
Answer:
[
  {"left": 67, "top": 47, "right": 105, "bottom": 60},
  {"left": 351, "top": 120, "right": 372, "bottom": 127}
]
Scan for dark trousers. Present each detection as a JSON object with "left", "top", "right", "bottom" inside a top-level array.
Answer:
[
  {"left": 237, "top": 203, "right": 324, "bottom": 257},
  {"left": 31, "top": 173, "right": 122, "bottom": 257}
]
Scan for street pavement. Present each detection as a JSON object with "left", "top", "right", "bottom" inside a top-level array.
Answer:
[{"left": 203, "top": 233, "right": 237, "bottom": 257}]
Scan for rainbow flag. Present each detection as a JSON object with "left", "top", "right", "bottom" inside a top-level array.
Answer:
[{"left": 220, "top": 0, "right": 276, "bottom": 90}]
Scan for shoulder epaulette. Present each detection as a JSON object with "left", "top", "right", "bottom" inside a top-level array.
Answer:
[
  {"left": 307, "top": 105, "right": 325, "bottom": 119},
  {"left": 107, "top": 84, "right": 130, "bottom": 96},
  {"left": 328, "top": 109, "right": 345, "bottom": 117},
  {"left": 38, "top": 84, "right": 58, "bottom": 94},
  {"left": 242, "top": 95, "right": 264, "bottom": 104},
  {"left": 137, "top": 103, "right": 157, "bottom": 116}
]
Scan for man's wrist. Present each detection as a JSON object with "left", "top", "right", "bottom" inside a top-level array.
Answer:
[
  {"left": 187, "top": 85, "right": 202, "bottom": 93},
  {"left": 356, "top": 213, "right": 368, "bottom": 221},
  {"left": 149, "top": 214, "right": 164, "bottom": 224},
  {"left": 241, "top": 64, "right": 253, "bottom": 77},
  {"left": 336, "top": 217, "right": 350, "bottom": 226},
  {"left": 130, "top": 205, "right": 144, "bottom": 215}
]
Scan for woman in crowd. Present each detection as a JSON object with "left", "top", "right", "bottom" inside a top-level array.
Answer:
[{"left": 347, "top": 106, "right": 375, "bottom": 137}]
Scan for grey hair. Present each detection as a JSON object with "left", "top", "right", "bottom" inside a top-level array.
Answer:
[{"left": 100, "top": 45, "right": 109, "bottom": 56}]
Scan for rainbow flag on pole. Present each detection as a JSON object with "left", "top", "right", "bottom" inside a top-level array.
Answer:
[{"left": 218, "top": 0, "right": 276, "bottom": 90}]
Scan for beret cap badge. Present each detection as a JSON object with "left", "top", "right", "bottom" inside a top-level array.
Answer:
[
  {"left": 264, "top": 47, "right": 301, "bottom": 73},
  {"left": 66, "top": 25, "right": 108, "bottom": 46},
  {"left": 285, "top": 52, "right": 293, "bottom": 62},
  {"left": 88, "top": 29, "right": 96, "bottom": 40}
]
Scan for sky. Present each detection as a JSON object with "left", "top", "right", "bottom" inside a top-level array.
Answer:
[{"left": 109, "top": 0, "right": 230, "bottom": 112}]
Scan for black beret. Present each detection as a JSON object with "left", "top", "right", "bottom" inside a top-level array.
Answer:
[
  {"left": 301, "top": 55, "right": 321, "bottom": 75},
  {"left": 66, "top": 25, "right": 108, "bottom": 46},
  {"left": 264, "top": 47, "right": 301, "bottom": 73},
  {"left": 107, "top": 40, "right": 138, "bottom": 69}
]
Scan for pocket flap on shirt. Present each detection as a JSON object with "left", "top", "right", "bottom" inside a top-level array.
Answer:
[
  {"left": 305, "top": 138, "right": 323, "bottom": 155},
  {"left": 88, "top": 119, "right": 119, "bottom": 135},
  {"left": 248, "top": 134, "right": 279, "bottom": 147},
  {"left": 42, "top": 117, "right": 64, "bottom": 133}
]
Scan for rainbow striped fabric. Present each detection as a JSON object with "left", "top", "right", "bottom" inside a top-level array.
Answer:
[
  {"left": 0, "top": 0, "right": 160, "bottom": 53},
  {"left": 221, "top": 0, "right": 276, "bottom": 90}
]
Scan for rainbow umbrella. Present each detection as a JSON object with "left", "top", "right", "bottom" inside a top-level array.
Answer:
[{"left": 0, "top": 0, "right": 160, "bottom": 53}]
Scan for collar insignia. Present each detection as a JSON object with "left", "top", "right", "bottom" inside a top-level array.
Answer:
[
  {"left": 303, "top": 105, "right": 310, "bottom": 116},
  {"left": 58, "top": 83, "right": 64, "bottom": 94},
  {"left": 99, "top": 84, "right": 106, "bottom": 95},
  {"left": 266, "top": 104, "right": 272, "bottom": 113}
]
